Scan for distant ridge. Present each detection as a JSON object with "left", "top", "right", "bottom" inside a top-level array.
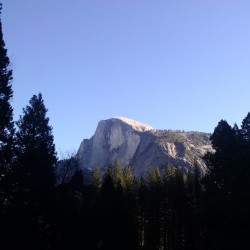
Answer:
[{"left": 77, "top": 117, "right": 212, "bottom": 176}]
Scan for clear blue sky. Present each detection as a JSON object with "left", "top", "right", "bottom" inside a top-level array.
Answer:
[{"left": 2, "top": 0, "right": 250, "bottom": 154}]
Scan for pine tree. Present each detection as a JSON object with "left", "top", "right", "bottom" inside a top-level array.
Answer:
[
  {"left": 137, "top": 177, "right": 148, "bottom": 249},
  {"left": 112, "top": 160, "right": 124, "bottom": 187},
  {"left": 192, "top": 158, "right": 202, "bottom": 205},
  {"left": 0, "top": 3, "right": 15, "bottom": 179},
  {"left": 91, "top": 167, "right": 102, "bottom": 189},
  {"left": 204, "top": 119, "right": 236, "bottom": 191},
  {"left": 0, "top": 5, "right": 16, "bottom": 248},
  {"left": 146, "top": 167, "right": 161, "bottom": 187},
  {"left": 146, "top": 167, "right": 162, "bottom": 249},
  {"left": 2, "top": 94, "right": 58, "bottom": 249},
  {"left": 201, "top": 118, "right": 247, "bottom": 249},
  {"left": 241, "top": 112, "right": 250, "bottom": 142},
  {"left": 240, "top": 113, "right": 250, "bottom": 179},
  {"left": 172, "top": 167, "right": 188, "bottom": 250},
  {"left": 15, "top": 93, "right": 57, "bottom": 209},
  {"left": 162, "top": 165, "right": 175, "bottom": 250},
  {"left": 123, "top": 165, "right": 133, "bottom": 190}
]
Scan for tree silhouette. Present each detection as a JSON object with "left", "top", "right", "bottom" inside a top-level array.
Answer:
[
  {"left": 16, "top": 93, "right": 57, "bottom": 201},
  {"left": 0, "top": 93, "right": 58, "bottom": 249},
  {"left": 0, "top": 3, "right": 15, "bottom": 181},
  {"left": 112, "top": 160, "right": 124, "bottom": 187},
  {"left": 56, "top": 152, "right": 79, "bottom": 185},
  {"left": 123, "top": 165, "right": 133, "bottom": 190},
  {"left": 91, "top": 166, "right": 102, "bottom": 189},
  {"left": 204, "top": 120, "right": 236, "bottom": 191},
  {"left": 241, "top": 112, "right": 250, "bottom": 142},
  {"left": 0, "top": 5, "right": 16, "bottom": 249},
  {"left": 201, "top": 116, "right": 250, "bottom": 249}
]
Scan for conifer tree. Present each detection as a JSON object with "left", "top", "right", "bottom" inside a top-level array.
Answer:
[
  {"left": 172, "top": 167, "right": 188, "bottom": 250},
  {"left": 146, "top": 167, "right": 161, "bottom": 186},
  {"left": 239, "top": 113, "right": 250, "bottom": 178},
  {"left": 162, "top": 165, "right": 176, "bottom": 250},
  {"left": 123, "top": 165, "right": 133, "bottom": 190},
  {"left": 112, "top": 160, "right": 124, "bottom": 187},
  {"left": 201, "top": 119, "right": 244, "bottom": 249},
  {"left": 137, "top": 177, "right": 148, "bottom": 248},
  {"left": 204, "top": 119, "right": 236, "bottom": 191},
  {"left": 2, "top": 94, "right": 58, "bottom": 249},
  {"left": 146, "top": 167, "right": 162, "bottom": 249},
  {"left": 0, "top": 3, "right": 15, "bottom": 179},
  {"left": 0, "top": 5, "right": 16, "bottom": 248},
  {"left": 91, "top": 167, "right": 102, "bottom": 189},
  {"left": 15, "top": 93, "right": 57, "bottom": 209},
  {"left": 241, "top": 112, "right": 250, "bottom": 142},
  {"left": 188, "top": 158, "right": 202, "bottom": 206}
]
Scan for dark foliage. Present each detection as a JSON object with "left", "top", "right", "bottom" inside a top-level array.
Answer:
[
  {"left": 201, "top": 116, "right": 250, "bottom": 249},
  {"left": 0, "top": 2, "right": 15, "bottom": 188}
]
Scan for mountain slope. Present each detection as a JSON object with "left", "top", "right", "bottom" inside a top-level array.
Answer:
[{"left": 77, "top": 118, "right": 212, "bottom": 176}]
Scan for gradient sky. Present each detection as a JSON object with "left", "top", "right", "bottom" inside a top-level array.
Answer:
[{"left": 2, "top": 0, "right": 250, "bottom": 154}]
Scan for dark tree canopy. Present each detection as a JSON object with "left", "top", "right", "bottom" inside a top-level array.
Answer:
[
  {"left": 202, "top": 115, "right": 250, "bottom": 249},
  {"left": 16, "top": 93, "right": 57, "bottom": 198},
  {"left": 0, "top": 3, "right": 15, "bottom": 176},
  {"left": 241, "top": 112, "right": 250, "bottom": 142},
  {"left": 204, "top": 120, "right": 237, "bottom": 190},
  {"left": 210, "top": 119, "right": 235, "bottom": 153}
]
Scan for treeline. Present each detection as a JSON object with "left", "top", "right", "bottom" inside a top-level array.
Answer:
[
  {"left": 50, "top": 161, "right": 203, "bottom": 250},
  {"left": 1, "top": 3, "right": 250, "bottom": 249}
]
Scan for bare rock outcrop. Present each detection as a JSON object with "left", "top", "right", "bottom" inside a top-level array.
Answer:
[{"left": 77, "top": 117, "right": 212, "bottom": 176}]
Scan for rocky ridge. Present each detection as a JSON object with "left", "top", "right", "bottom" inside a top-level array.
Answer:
[{"left": 77, "top": 117, "right": 212, "bottom": 176}]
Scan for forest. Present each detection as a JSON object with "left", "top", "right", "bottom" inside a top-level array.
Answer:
[{"left": 1, "top": 4, "right": 250, "bottom": 250}]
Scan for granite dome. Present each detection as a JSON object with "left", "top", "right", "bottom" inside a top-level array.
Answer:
[
  {"left": 115, "top": 117, "right": 153, "bottom": 132},
  {"left": 77, "top": 117, "right": 212, "bottom": 176}
]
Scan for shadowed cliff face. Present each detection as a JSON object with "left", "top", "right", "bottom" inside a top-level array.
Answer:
[{"left": 77, "top": 117, "right": 212, "bottom": 176}]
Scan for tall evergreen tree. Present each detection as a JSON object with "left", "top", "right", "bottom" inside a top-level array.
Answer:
[
  {"left": 146, "top": 167, "right": 161, "bottom": 186},
  {"left": 239, "top": 113, "right": 250, "bottom": 180},
  {"left": 201, "top": 118, "right": 250, "bottom": 249},
  {"left": 15, "top": 93, "right": 57, "bottom": 209},
  {"left": 91, "top": 166, "right": 102, "bottom": 189},
  {"left": 0, "top": 3, "right": 15, "bottom": 179},
  {"left": 239, "top": 113, "right": 250, "bottom": 177},
  {"left": 0, "top": 5, "right": 16, "bottom": 249},
  {"left": 146, "top": 167, "right": 162, "bottom": 249},
  {"left": 162, "top": 165, "right": 176, "bottom": 250},
  {"left": 172, "top": 167, "right": 188, "bottom": 250},
  {"left": 187, "top": 158, "right": 202, "bottom": 207},
  {"left": 2, "top": 94, "right": 57, "bottom": 249},
  {"left": 136, "top": 177, "right": 148, "bottom": 249},
  {"left": 241, "top": 112, "right": 250, "bottom": 142},
  {"left": 123, "top": 165, "right": 133, "bottom": 190},
  {"left": 112, "top": 159, "right": 124, "bottom": 187},
  {"left": 203, "top": 119, "right": 236, "bottom": 191}
]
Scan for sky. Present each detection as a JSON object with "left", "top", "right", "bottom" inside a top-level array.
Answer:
[{"left": 2, "top": 0, "right": 250, "bottom": 154}]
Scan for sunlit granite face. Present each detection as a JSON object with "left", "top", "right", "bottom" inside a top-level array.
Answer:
[
  {"left": 115, "top": 117, "right": 153, "bottom": 132},
  {"left": 77, "top": 117, "right": 212, "bottom": 177}
]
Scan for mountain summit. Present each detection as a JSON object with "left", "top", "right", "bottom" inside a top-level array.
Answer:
[
  {"left": 114, "top": 117, "right": 154, "bottom": 132},
  {"left": 77, "top": 117, "right": 211, "bottom": 176}
]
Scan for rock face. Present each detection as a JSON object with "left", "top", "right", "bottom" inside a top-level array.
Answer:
[{"left": 77, "top": 117, "right": 212, "bottom": 176}]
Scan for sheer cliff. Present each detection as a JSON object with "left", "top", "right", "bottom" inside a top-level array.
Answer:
[{"left": 77, "top": 117, "right": 211, "bottom": 176}]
